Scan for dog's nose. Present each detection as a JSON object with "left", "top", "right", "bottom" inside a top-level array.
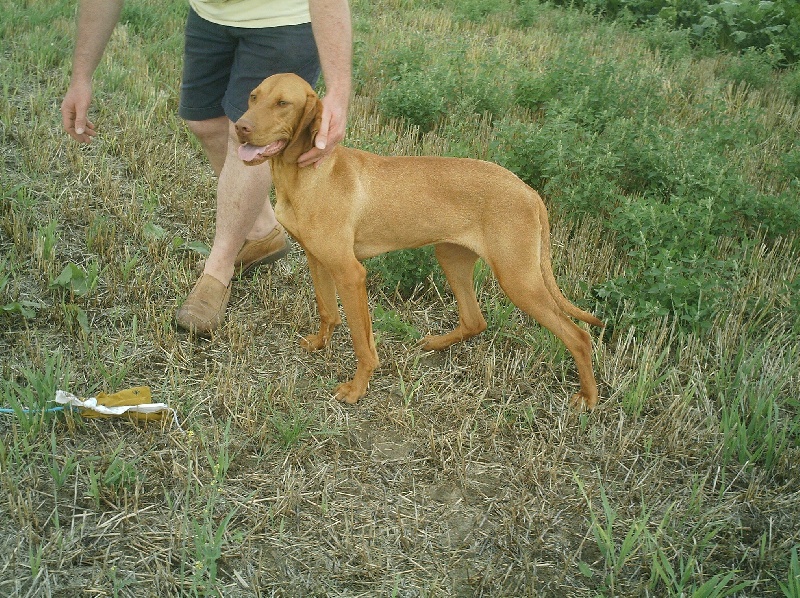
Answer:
[{"left": 235, "top": 118, "right": 255, "bottom": 137}]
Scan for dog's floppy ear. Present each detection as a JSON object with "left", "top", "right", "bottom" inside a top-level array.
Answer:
[{"left": 284, "top": 91, "right": 323, "bottom": 161}]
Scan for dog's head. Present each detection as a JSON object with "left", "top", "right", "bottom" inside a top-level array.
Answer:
[{"left": 235, "top": 73, "right": 322, "bottom": 166}]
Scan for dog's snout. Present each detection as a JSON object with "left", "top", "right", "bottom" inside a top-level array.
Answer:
[{"left": 235, "top": 118, "right": 255, "bottom": 138}]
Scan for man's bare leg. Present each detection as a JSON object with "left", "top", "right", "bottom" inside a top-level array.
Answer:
[
  {"left": 176, "top": 118, "right": 283, "bottom": 333},
  {"left": 185, "top": 117, "right": 279, "bottom": 286}
]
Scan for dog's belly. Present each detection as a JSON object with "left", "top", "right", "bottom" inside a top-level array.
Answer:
[{"left": 352, "top": 218, "right": 478, "bottom": 261}]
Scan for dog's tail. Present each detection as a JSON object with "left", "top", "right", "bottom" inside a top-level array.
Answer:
[{"left": 538, "top": 202, "right": 604, "bottom": 328}]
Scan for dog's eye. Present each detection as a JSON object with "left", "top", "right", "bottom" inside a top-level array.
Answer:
[
  {"left": 277, "top": 100, "right": 289, "bottom": 107},
  {"left": 250, "top": 93, "right": 257, "bottom": 101}
]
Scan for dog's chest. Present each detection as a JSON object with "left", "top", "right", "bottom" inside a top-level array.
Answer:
[{"left": 274, "top": 199, "right": 301, "bottom": 241}]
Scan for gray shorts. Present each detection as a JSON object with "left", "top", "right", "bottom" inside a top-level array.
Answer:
[{"left": 178, "top": 8, "right": 320, "bottom": 122}]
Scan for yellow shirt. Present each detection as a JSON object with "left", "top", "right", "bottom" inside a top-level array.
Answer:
[{"left": 189, "top": 0, "right": 311, "bottom": 28}]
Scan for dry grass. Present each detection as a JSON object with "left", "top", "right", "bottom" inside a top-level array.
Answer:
[{"left": 2, "top": 0, "right": 799, "bottom": 596}]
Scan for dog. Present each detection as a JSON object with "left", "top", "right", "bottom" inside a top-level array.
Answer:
[{"left": 235, "top": 73, "right": 603, "bottom": 408}]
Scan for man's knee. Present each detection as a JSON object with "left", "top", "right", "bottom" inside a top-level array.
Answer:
[
  {"left": 184, "top": 116, "right": 233, "bottom": 175},
  {"left": 185, "top": 117, "right": 229, "bottom": 140},
  {"left": 185, "top": 116, "right": 229, "bottom": 143}
]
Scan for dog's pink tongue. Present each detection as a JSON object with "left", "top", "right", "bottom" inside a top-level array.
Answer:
[{"left": 238, "top": 143, "right": 268, "bottom": 162}]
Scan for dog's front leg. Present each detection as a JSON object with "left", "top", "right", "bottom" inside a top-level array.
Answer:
[
  {"left": 330, "top": 259, "right": 379, "bottom": 404},
  {"left": 301, "top": 252, "right": 342, "bottom": 351}
]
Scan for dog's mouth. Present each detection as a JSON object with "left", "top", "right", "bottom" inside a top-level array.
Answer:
[{"left": 237, "top": 139, "right": 287, "bottom": 164}]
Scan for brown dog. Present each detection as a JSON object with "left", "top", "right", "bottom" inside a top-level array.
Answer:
[{"left": 235, "top": 73, "right": 603, "bottom": 408}]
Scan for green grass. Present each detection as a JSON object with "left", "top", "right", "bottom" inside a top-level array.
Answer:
[{"left": 1, "top": 0, "right": 799, "bottom": 595}]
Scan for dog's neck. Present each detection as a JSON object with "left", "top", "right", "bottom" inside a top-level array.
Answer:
[{"left": 280, "top": 127, "right": 316, "bottom": 166}]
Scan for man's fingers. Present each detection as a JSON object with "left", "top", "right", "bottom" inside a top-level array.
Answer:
[
  {"left": 61, "top": 84, "right": 95, "bottom": 143},
  {"left": 298, "top": 95, "right": 348, "bottom": 167},
  {"left": 61, "top": 103, "right": 95, "bottom": 143},
  {"left": 81, "top": 120, "right": 96, "bottom": 140},
  {"left": 74, "top": 114, "right": 87, "bottom": 136},
  {"left": 314, "top": 111, "right": 331, "bottom": 150},
  {"left": 297, "top": 147, "right": 327, "bottom": 168},
  {"left": 61, "top": 106, "right": 73, "bottom": 135},
  {"left": 68, "top": 119, "right": 95, "bottom": 143}
]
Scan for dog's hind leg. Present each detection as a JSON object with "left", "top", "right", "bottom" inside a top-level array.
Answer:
[
  {"left": 421, "top": 243, "right": 487, "bottom": 351},
  {"left": 491, "top": 251, "right": 598, "bottom": 409}
]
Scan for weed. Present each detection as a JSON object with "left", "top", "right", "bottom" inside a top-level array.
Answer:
[
  {"left": 35, "top": 219, "right": 58, "bottom": 272},
  {"left": 485, "top": 294, "right": 517, "bottom": 338},
  {"left": 50, "top": 261, "right": 100, "bottom": 299},
  {"left": 191, "top": 504, "right": 237, "bottom": 591},
  {"left": 577, "top": 477, "right": 653, "bottom": 594},
  {"left": 719, "top": 47, "right": 779, "bottom": 89},
  {"left": 378, "top": 70, "right": 448, "bottom": 132},
  {"left": 1, "top": 353, "right": 71, "bottom": 437},
  {"left": 621, "top": 343, "right": 671, "bottom": 416},
  {"left": 779, "top": 546, "right": 800, "bottom": 598},
  {"left": 48, "top": 430, "right": 77, "bottom": 490},
  {"left": 86, "top": 449, "right": 142, "bottom": 508},
  {"left": 367, "top": 247, "right": 443, "bottom": 298},
  {"left": 0, "top": 257, "right": 41, "bottom": 320},
  {"left": 548, "top": 0, "right": 800, "bottom": 64},
  {"left": 269, "top": 404, "right": 316, "bottom": 448},
  {"left": 715, "top": 341, "right": 795, "bottom": 470},
  {"left": 374, "top": 304, "right": 421, "bottom": 341},
  {"left": 204, "top": 418, "right": 233, "bottom": 482},
  {"left": 453, "top": 0, "right": 508, "bottom": 23},
  {"left": 781, "top": 64, "right": 800, "bottom": 100},
  {"left": 62, "top": 303, "right": 91, "bottom": 336}
]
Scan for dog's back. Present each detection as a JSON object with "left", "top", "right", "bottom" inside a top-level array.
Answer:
[{"left": 332, "top": 148, "right": 542, "bottom": 259}]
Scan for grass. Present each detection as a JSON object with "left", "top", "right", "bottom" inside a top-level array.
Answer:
[{"left": 2, "top": 0, "right": 799, "bottom": 595}]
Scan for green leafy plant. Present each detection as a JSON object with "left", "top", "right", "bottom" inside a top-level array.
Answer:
[
  {"left": 547, "top": 0, "right": 800, "bottom": 64},
  {"left": 0, "top": 259, "right": 41, "bottom": 319},
  {"left": 50, "top": 262, "right": 100, "bottom": 298},
  {"left": 48, "top": 430, "right": 77, "bottom": 490},
  {"left": 378, "top": 71, "right": 448, "bottom": 132},
  {"left": 453, "top": 0, "right": 509, "bottom": 22},
  {"left": 1, "top": 300, "right": 40, "bottom": 319},
  {"left": 36, "top": 219, "right": 58, "bottom": 265},
  {"left": 576, "top": 476, "right": 654, "bottom": 594},
  {"left": 373, "top": 304, "right": 421, "bottom": 341},
  {"left": 715, "top": 341, "right": 795, "bottom": 470},
  {"left": 367, "top": 247, "right": 443, "bottom": 298},
  {"left": 191, "top": 509, "right": 235, "bottom": 591},
  {"left": 269, "top": 404, "right": 317, "bottom": 448},
  {"left": 86, "top": 453, "right": 142, "bottom": 509}
]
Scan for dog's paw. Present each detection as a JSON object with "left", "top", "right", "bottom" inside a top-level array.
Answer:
[
  {"left": 300, "top": 333, "right": 327, "bottom": 352},
  {"left": 418, "top": 334, "right": 453, "bottom": 352},
  {"left": 570, "top": 391, "right": 598, "bottom": 410},
  {"left": 334, "top": 380, "right": 366, "bottom": 405}
]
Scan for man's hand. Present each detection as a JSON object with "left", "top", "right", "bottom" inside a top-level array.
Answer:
[
  {"left": 61, "top": 0, "right": 124, "bottom": 144},
  {"left": 61, "top": 80, "right": 96, "bottom": 144},
  {"left": 297, "top": 94, "right": 348, "bottom": 168}
]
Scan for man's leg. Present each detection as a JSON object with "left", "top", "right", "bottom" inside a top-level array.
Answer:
[
  {"left": 203, "top": 120, "right": 279, "bottom": 285},
  {"left": 175, "top": 11, "right": 317, "bottom": 333},
  {"left": 185, "top": 116, "right": 228, "bottom": 176},
  {"left": 186, "top": 118, "right": 279, "bottom": 283},
  {"left": 176, "top": 118, "right": 285, "bottom": 333}
]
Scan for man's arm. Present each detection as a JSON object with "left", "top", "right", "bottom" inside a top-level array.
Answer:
[
  {"left": 61, "top": 0, "right": 125, "bottom": 143},
  {"left": 298, "top": 0, "right": 352, "bottom": 167}
]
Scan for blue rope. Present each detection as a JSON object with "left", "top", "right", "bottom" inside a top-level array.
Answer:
[{"left": 0, "top": 405, "right": 70, "bottom": 415}]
